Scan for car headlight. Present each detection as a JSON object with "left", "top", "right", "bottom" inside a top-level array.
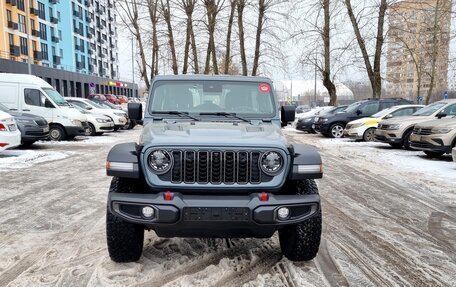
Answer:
[
  {"left": 96, "top": 118, "right": 108, "bottom": 123},
  {"left": 260, "top": 151, "right": 283, "bottom": 175},
  {"left": 114, "top": 112, "right": 126, "bottom": 117},
  {"left": 149, "top": 150, "right": 173, "bottom": 174},
  {"left": 71, "top": 120, "right": 82, "bottom": 127},
  {"left": 431, "top": 127, "right": 453, "bottom": 134},
  {"left": 351, "top": 123, "right": 363, "bottom": 128},
  {"left": 16, "top": 119, "right": 35, "bottom": 125},
  {"left": 386, "top": 124, "right": 401, "bottom": 130}
]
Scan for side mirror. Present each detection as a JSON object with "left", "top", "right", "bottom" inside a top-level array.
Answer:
[
  {"left": 128, "top": 102, "right": 143, "bottom": 121},
  {"left": 436, "top": 112, "right": 447, "bottom": 119},
  {"left": 356, "top": 109, "right": 362, "bottom": 115},
  {"left": 281, "top": 105, "right": 295, "bottom": 126},
  {"left": 44, "top": 99, "right": 55, "bottom": 108},
  {"left": 85, "top": 106, "right": 93, "bottom": 110},
  {"left": 384, "top": 114, "right": 393, "bottom": 119}
]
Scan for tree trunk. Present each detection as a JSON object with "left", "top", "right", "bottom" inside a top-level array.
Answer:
[
  {"left": 344, "top": 0, "right": 387, "bottom": 99},
  {"left": 204, "top": 0, "right": 220, "bottom": 74},
  {"left": 426, "top": 0, "right": 441, "bottom": 104},
  {"left": 181, "top": 0, "right": 196, "bottom": 74},
  {"left": 251, "top": 0, "right": 266, "bottom": 76},
  {"left": 190, "top": 21, "right": 199, "bottom": 73},
  {"left": 148, "top": 0, "right": 159, "bottom": 79},
  {"left": 161, "top": 0, "right": 178, "bottom": 74},
  {"left": 322, "top": 0, "right": 337, "bottom": 106},
  {"left": 237, "top": 0, "right": 248, "bottom": 76},
  {"left": 224, "top": 0, "right": 236, "bottom": 74}
]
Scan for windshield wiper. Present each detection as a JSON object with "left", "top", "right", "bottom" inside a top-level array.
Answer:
[
  {"left": 199, "top": 112, "right": 250, "bottom": 123},
  {"left": 152, "top": 111, "right": 200, "bottom": 121}
]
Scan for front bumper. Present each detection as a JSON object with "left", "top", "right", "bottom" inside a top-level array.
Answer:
[
  {"left": 314, "top": 122, "right": 330, "bottom": 134},
  {"left": 410, "top": 134, "right": 451, "bottom": 153},
  {"left": 65, "top": 125, "right": 85, "bottom": 137},
  {"left": 296, "top": 120, "right": 315, "bottom": 132},
  {"left": 344, "top": 127, "right": 364, "bottom": 139},
  {"left": 108, "top": 191, "right": 320, "bottom": 238},
  {"left": 95, "top": 121, "right": 115, "bottom": 132},
  {"left": 374, "top": 129, "right": 402, "bottom": 144},
  {"left": 20, "top": 125, "right": 50, "bottom": 141}
]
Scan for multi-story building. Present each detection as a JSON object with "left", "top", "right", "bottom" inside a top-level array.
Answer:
[
  {"left": 0, "top": 0, "right": 133, "bottom": 98},
  {"left": 385, "top": 0, "right": 451, "bottom": 101}
]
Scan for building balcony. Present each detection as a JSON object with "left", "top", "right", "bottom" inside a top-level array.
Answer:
[
  {"left": 96, "top": 7, "right": 105, "bottom": 14},
  {"left": 53, "top": 55, "right": 61, "bottom": 64},
  {"left": 49, "top": 0, "right": 58, "bottom": 4},
  {"left": 98, "top": 39, "right": 105, "bottom": 44},
  {"left": 108, "top": 1, "right": 114, "bottom": 8},
  {"left": 109, "top": 29, "right": 115, "bottom": 36},
  {"left": 85, "top": 0, "right": 90, "bottom": 6},
  {"left": 51, "top": 36, "right": 60, "bottom": 43},
  {"left": 111, "top": 71, "right": 116, "bottom": 78},
  {"left": 99, "top": 68, "right": 107, "bottom": 76},
  {"left": 110, "top": 56, "right": 116, "bottom": 61},
  {"left": 33, "top": 51, "right": 43, "bottom": 60},
  {"left": 108, "top": 15, "right": 114, "bottom": 21},
  {"left": 88, "top": 49, "right": 93, "bottom": 55},
  {"left": 75, "top": 44, "right": 81, "bottom": 51},
  {"left": 30, "top": 7, "right": 38, "bottom": 15},
  {"left": 73, "top": 10, "right": 81, "bottom": 18},
  {"left": 10, "top": 45, "right": 20, "bottom": 56},
  {"left": 6, "top": 0, "right": 17, "bottom": 6},
  {"left": 73, "top": 27, "right": 81, "bottom": 34},
  {"left": 76, "top": 61, "right": 84, "bottom": 69},
  {"left": 31, "top": 29, "right": 40, "bottom": 37},
  {"left": 50, "top": 16, "right": 59, "bottom": 24},
  {"left": 98, "top": 53, "right": 105, "bottom": 58},
  {"left": 110, "top": 43, "right": 115, "bottom": 49},
  {"left": 7, "top": 21, "right": 19, "bottom": 30}
]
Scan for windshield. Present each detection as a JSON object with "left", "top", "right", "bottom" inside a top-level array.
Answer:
[
  {"left": 71, "top": 104, "right": 88, "bottom": 114},
  {"left": 150, "top": 80, "right": 275, "bottom": 117},
  {"left": 412, "top": 102, "right": 446, "bottom": 116},
  {"left": 43, "top": 88, "right": 69, "bottom": 106},
  {"left": 85, "top": 99, "right": 104, "bottom": 109},
  {"left": 343, "top": 102, "right": 364, "bottom": 114}
]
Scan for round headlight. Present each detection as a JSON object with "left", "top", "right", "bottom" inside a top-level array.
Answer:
[
  {"left": 149, "top": 150, "right": 172, "bottom": 174},
  {"left": 260, "top": 151, "right": 283, "bottom": 175}
]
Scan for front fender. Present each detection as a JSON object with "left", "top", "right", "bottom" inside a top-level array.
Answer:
[
  {"left": 106, "top": 142, "right": 141, "bottom": 179},
  {"left": 288, "top": 144, "right": 323, "bottom": 180}
]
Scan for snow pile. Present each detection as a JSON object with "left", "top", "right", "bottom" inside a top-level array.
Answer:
[
  {"left": 35, "top": 135, "right": 118, "bottom": 146},
  {"left": 0, "top": 149, "right": 70, "bottom": 170}
]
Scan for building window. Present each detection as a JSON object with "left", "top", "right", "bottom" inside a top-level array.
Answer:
[
  {"left": 52, "top": 46, "right": 56, "bottom": 57},
  {"left": 20, "top": 37, "right": 28, "bottom": 55},
  {"left": 8, "top": 33, "right": 14, "bottom": 46},
  {"left": 38, "top": 2, "right": 45, "bottom": 19},
  {"left": 60, "top": 48, "right": 63, "bottom": 59},
  {"left": 30, "top": 19, "right": 35, "bottom": 30},
  {"left": 39, "top": 23, "right": 47, "bottom": 40},
  {"left": 17, "top": 0, "right": 25, "bottom": 11},
  {"left": 18, "top": 15, "right": 26, "bottom": 33},
  {"left": 6, "top": 10, "right": 12, "bottom": 22},
  {"left": 41, "top": 43, "right": 48, "bottom": 60}
]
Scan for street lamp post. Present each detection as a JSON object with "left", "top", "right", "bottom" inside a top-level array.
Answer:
[{"left": 26, "top": 0, "right": 32, "bottom": 74}]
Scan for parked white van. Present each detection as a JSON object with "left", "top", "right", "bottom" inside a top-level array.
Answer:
[{"left": 0, "top": 73, "right": 88, "bottom": 141}]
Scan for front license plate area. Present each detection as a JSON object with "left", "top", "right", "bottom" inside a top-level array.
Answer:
[{"left": 183, "top": 207, "right": 249, "bottom": 221}]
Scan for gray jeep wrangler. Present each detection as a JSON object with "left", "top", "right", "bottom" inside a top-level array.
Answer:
[{"left": 106, "top": 75, "right": 323, "bottom": 262}]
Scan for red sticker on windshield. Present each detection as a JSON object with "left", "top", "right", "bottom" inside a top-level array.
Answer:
[{"left": 259, "top": 83, "right": 270, "bottom": 93}]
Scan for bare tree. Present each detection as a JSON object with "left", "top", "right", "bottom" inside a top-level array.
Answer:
[
  {"left": 224, "top": 0, "right": 236, "bottom": 74},
  {"left": 147, "top": 0, "right": 160, "bottom": 78},
  {"left": 203, "top": 0, "right": 225, "bottom": 74},
  {"left": 322, "top": 0, "right": 336, "bottom": 105},
  {"left": 179, "top": 0, "right": 198, "bottom": 74},
  {"left": 344, "top": 0, "right": 387, "bottom": 99},
  {"left": 237, "top": 0, "right": 248, "bottom": 75},
  {"left": 252, "top": 0, "right": 269, "bottom": 75},
  {"left": 160, "top": 0, "right": 179, "bottom": 74}
]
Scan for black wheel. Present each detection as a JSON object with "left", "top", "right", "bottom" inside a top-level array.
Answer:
[
  {"left": 424, "top": 151, "right": 444, "bottom": 158},
  {"left": 363, "top": 128, "right": 376, "bottom": 142},
  {"left": 49, "top": 125, "right": 67, "bottom": 141},
  {"left": 85, "top": 123, "right": 96, "bottom": 136},
  {"left": 403, "top": 129, "right": 413, "bottom": 150},
  {"left": 106, "top": 177, "right": 144, "bottom": 263},
  {"left": 329, "top": 123, "right": 344, "bottom": 138},
  {"left": 389, "top": 143, "right": 402, "bottom": 148},
  {"left": 113, "top": 126, "right": 120, "bottom": 131},
  {"left": 279, "top": 179, "right": 322, "bottom": 261}
]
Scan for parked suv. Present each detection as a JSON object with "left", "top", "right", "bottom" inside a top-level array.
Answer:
[
  {"left": 105, "top": 75, "right": 323, "bottom": 263},
  {"left": 296, "top": 105, "right": 347, "bottom": 133},
  {"left": 375, "top": 99, "right": 456, "bottom": 149},
  {"left": 410, "top": 116, "right": 456, "bottom": 158},
  {"left": 315, "top": 98, "right": 412, "bottom": 138}
]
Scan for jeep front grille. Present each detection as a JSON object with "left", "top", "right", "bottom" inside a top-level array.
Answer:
[{"left": 170, "top": 150, "right": 263, "bottom": 184}]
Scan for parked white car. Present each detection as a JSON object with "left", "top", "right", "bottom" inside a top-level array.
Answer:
[
  {"left": 65, "top": 97, "right": 128, "bottom": 131},
  {"left": 344, "top": 104, "right": 424, "bottom": 141},
  {"left": 71, "top": 105, "right": 114, "bottom": 136},
  {"left": 0, "top": 110, "right": 21, "bottom": 152},
  {"left": 295, "top": 106, "right": 333, "bottom": 120}
]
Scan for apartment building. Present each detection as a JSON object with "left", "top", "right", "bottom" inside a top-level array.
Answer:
[
  {"left": 0, "top": 0, "right": 134, "bottom": 97},
  {"left": 385, "top": 0, "right": 451, "bottom": 101}
]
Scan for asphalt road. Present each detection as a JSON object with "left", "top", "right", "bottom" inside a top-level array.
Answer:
[{"left": 0, "top": 127, "right": 454, "bottom": 287}]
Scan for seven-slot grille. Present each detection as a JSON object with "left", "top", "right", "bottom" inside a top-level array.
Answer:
[
  {"left": 170, "top": 150, "right": 264, "bottom": 184},
  {"left": 413, "top": 127, "right": 432, "bottom": 135}
]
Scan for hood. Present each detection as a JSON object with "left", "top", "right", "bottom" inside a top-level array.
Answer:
[
  {"left": 60, "top": 107, "right": 87, "bottom": 121},
  {"left": 348, "top": 117, "right": 381, "bottom": 125},
  {"left": 140, "top": 121, "right": 289, "bottom": 151},
  {"left": 415, "top": 117, "right": 456, "bottom": 129},
  {"left": 379, "top": 115, "right": 436, "bottom": 126}
]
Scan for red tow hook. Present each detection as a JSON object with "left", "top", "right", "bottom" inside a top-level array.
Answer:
[
  {"left": 259, "top": 192, "right": 269, "bottom": 201},
  {"left": 164, "top": 191, "right": 174, "bottom": 201}
]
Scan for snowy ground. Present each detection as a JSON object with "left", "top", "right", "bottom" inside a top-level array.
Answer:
[{"left": 0, "top": 127, "right": 455, "bottom": 286}]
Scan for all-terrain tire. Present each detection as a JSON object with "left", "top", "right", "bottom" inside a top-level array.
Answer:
[
  {"left": 106, "top": 177, "right": 144, "bottom": 263},
  {"left": 279, "top": 179, "right": 322, "bottom": 261}
]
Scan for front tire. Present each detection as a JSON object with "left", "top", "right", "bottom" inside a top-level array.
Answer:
[
  {"left": 329, "top": 123, "right": 345, "bottom": 138},
  {"left": 106, "top": 177, "right": 144, "bottom": 263},
  {"left": 403, "top": 129, "right": 413, "bottom": 150},
  {"left": 279, "top": 179, "right": 322, "bottom": 261},
  {"left": 85, "top": 123, "right": 96, "bottom": 136},
  {"left": 49, "top": 125, "right": 67, "bottom": 141},
  {"left": 363, "top": 128, "right": 376, "bottom": 142}
]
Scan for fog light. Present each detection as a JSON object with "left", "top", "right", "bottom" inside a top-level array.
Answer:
[
  {"left": 142, "top": 206, "right": 155, "bottom": 218},
  {"left": 277, "top": 207, "right": 290, "bottom": 220}
]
